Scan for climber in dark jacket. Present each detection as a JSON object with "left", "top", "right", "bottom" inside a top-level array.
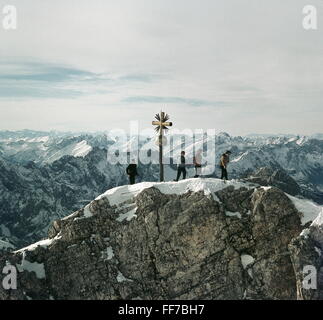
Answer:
[
  {"left": 220, "top": 150, "right": 231, "bottom": 182},
  {"left": 126, "top": 160, "right": 138, "bottom": 185},
  {"left": 175, "top": 151, "right": 186, "bottom": 181}
]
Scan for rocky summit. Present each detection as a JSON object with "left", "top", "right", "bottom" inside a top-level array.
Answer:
[{"left": 0, "top": 178, "right": 322, "bottom": 300}]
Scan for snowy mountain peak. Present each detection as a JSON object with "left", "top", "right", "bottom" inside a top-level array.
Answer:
[
  {"left": 217, "top": 132, "right": 231, "bottom": 138},
  {"left": 96, "top": 178, "right": 251, "bottom": 207}
]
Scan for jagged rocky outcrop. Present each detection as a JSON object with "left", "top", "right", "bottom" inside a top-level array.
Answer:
[
  {"left": 244, "top": 167, "right": 301, "bottom": 196},
  {"left": 289, "top": 214, "right": 323, "bottom": 300},
  {"left": 1, "top": 178, "right": 321, "bottom": 300}
]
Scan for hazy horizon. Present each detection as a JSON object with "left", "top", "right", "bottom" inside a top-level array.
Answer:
[{"left": 1, "top": 128, "right": 323, "bottom": 139}]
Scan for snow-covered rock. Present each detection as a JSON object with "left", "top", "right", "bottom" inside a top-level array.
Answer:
[{"left": 1, "top": 178, "right": 322, "bottom": 300}]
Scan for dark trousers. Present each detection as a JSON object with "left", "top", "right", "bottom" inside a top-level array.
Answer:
[
  {"left": 176, "top": 167, "right": 186, "bottom": 181},
  {"left": 194, "top": 165, "right": 201, "bottom": 177},
  {"left": 129, "top": 175, "right": 136, "bottom": 185},
  {"left": 220, "top": 166, "right": 228, "bottom": 180}
]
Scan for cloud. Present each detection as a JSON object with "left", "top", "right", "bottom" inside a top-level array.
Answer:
[
  {"left": 118, "top": 74, "right": 159, "bottom": 83},
  {"left": 0, "top": 62, "right": 89, "bottom": 98},
  {"left": 122, "top": 95, "right": 226, "bottom": 107},
  {"left": 0, "top": 60, "right": 162, "bottom": 99},
  {"left": 0, "top": 67, "right": 93, "bottom": 82}
]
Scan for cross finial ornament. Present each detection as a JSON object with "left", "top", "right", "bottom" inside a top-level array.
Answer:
[
  {"left": 152, "top": 111, "right": 172, "bottom": 182},
  {"left": 152, "top": 111, "right": 172, "bottom": 134}
]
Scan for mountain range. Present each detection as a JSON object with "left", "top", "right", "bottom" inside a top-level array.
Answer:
[{"left": 0, "top": 130, "right": 323, "bottom": 248}]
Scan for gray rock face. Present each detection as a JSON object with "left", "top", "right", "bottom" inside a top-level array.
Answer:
[
  {"left": 289, "top": 218, "right": 323, "bottom": 300},
  {"left": 244, "top": 167, "right": 301, "bottom": 196},
  {"left": 0, "top": 181, "right": 307, "bottom": 300},
  {"left": 0, "top": 149, "right": 127, "bottom": 247}
]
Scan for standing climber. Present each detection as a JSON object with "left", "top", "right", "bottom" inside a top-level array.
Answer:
[
  {"left": 220, "top": 150, "right": 231, "bottom": 182},
  {"left": 175, "top": 151, "right": 186, "bottom": 181},
  {"left": 193, "top": 149, "right": 202, "bottom": 178},
  {"left": 126, "top": 159, "right": 138, "bottom": 185}
]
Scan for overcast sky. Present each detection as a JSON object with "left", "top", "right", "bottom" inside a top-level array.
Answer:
[{"left": 0, "top": 0, "right": 322, "bottom": 135}]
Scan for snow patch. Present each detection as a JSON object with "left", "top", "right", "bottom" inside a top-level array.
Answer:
[
  {"left": 67, "top": 244, "right": 78, "bottom": 249},
  {"left": 16, "top": 253, "right": 46, "bottom": 279},
  {"left": 296, "top": 136, "right": 307, "bottom": 146},
  {"left": 117, "top": 271, "right": 133, "bottom": 283},
  {"left": 212, "top": 193, "right": 221, "bottom": 202},
  {"left": 102, "top": 246, "right": 114, "bottom": 260},
  {"left": 241, "top": 254, "right": 254, "bottom": 279},
  {"left": 62, "top": 211, "right": 79, "bottom": 221},
  {"left": 83, "top": 204, "right": 93, "bottom": 218},
  {"left": 226, "top": 211, "right": 242, "bottom": 219},
  {"left": 14, "top": 234, "right": 61, "bottom": 253},
  {"left": 241, "top": 254, "right": 255, "bottom": 269},
  {"left": 300, "top": 228, "right": 310, "bottom": 238},
  {"left": 314, "top": 247, "right": 321, "bottom": 257},
  {"left": 97, "top": 178, "right": 252, "bottom": 207},
  {"left": 45, "top": 139, "right": 92, "bottom": 163},
  {"left": 231, "top": 152, "right": 249, "bottom": 163},
  {"left": 287, "top": 195, "right": 323, "bottom": 226},
  {"left": 116, "top": 208, "right": 138, "bottom": 222},
  {"left": 27, "top": 136, "right": 49, "bottom": 143},
  {"left": 261, "top": 186, "right": 272, "bottom": 191},
  {"left": 311, "top": 209, "right": 323, "bottom": 228},
  {"left": 72, "top": 140, "right": 92, "bottom": 157}
]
